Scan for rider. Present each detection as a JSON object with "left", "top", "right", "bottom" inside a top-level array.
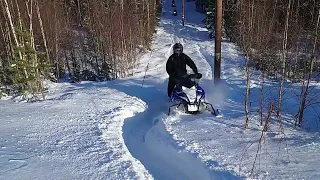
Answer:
[
  {"left": 166, "top": 43, "right": 201, "bottom": 97},
  {"left": 172, "top": 0, "right": 176, "bottom": 7}
]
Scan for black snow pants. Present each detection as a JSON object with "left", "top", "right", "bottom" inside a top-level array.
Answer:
[
  {"left": 167, "top": 77, "right": 176, "bottom": 97},
  {"left": 167, "top": 76, "right": 195, "bottom": 97}
]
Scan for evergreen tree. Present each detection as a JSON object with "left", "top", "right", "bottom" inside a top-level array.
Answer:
[
  {"left": 9, "top": 22, "right": 51, "bottom": 100},
  {"left": 202, "top": 0, "right": 216, "bottom": 38}
]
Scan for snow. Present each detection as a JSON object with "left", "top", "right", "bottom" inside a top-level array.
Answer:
[
  {"left": 1, "top": 0, "right": 320, "bottom": 179},
  {"left": 0, "top": 82, "right": 152, "bottom": 180}
]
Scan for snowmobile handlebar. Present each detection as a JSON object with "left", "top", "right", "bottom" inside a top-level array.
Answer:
[
  {"left": 181, "top": 73, "right": 202, "bottom": 86},
  {"left": 186, "top": 73, "right": 202, "bottom": 79}
]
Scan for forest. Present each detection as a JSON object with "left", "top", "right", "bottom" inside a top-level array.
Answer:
[
  {"left": 1, "top": 0, "right": 319, "bottom": 123},
  {"left": 199, "top": 0, "right": 319, "bottom": 126},
  {"left": 0, "top": 0, "right": 161, "bottom": 99}
]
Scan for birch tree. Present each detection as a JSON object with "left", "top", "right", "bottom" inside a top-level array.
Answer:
[
  {"left": 277, "top": 0, "right": 292, "bottom": 118},
  {"left": 296, "top": 8, "right": 320, "bottom": 127}
]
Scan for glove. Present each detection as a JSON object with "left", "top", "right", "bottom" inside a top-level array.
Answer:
[{"left": 196, "top": 73, "right": 202, "bottom": 79}]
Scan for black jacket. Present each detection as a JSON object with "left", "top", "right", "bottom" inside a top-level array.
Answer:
[{"left": 166, "top": 53, "right": 198, "bottom": 79}]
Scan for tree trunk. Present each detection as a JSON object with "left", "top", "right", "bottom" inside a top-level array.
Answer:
[
  {"left": 259, "top": 71, "right": 264, "bottom": 126},
  {"left": 2, "top": 0, "right": 21, "bottom": 60},
  {"left": 35, "top": 0, "right": 50, "bottom": 63},
  {"left": 2, "top": 0, "right": 29, "bottom": 81},
  {"left": 14, "top": 0, "right": 23, "bottom": 43},
  {"left": 268, "top": 0, "right": 277, "bottom": 35},
  {"left": 0, "top": 8, "right": 12, "bottom": 60},
  {"left": 54, "top": 0, "right": 60, "bottom": 81},
  {"left": 244, "top": 0, "right": 255, "bottom": 129},
  {"left": 296, "top": 8, "right": 320, "bottom": 127},
  {"left": 120, "top": 0, "right": 127, "bottom": 77},
  {"left": 77, "top": 0, "right": 82, "bottom": 26},
  {"left": 35, "top": 0, "right": 47, "bottom": 99},
  {"left": 277, "top": 0, "right": 291, "bottom": 117},
  {"left": 244, "top": 55, "right": 250, "bottom": 128},
  {"left": 26, "top": 0, "right": 41, "bottom": 97},
  {"left": 147, "top": 0, "right": 150, "bottom": 35},
  {"left": 134, "top": 0, "right": 141, "bottom": 45}
]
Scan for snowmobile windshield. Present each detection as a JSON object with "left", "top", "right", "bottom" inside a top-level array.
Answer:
[
  {"left": 179, "top": 76, "right": 196, "bottom": 88},
  {"left": 190, "top": 78, "right": 200, "bottom": 84}
]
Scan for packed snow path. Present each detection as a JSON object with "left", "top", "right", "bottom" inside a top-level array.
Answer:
[{"left": 120, "top": 0, "right": 241, "bottom": 179}]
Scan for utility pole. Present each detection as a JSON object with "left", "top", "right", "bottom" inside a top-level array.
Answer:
[
  {"left": 182, "top": 0, "right": 185, "bottom": 26},
  {"left": 214, "top": 0, "right": 222, "bottom": 84}
]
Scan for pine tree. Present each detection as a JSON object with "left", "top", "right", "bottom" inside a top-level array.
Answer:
[{"left": 9, "top": 22, "right": 51, "bottom": 101}]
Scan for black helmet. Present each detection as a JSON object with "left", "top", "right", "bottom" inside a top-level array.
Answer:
[{"left": 173, "top": 43, "right": 183, "bottom": 55}]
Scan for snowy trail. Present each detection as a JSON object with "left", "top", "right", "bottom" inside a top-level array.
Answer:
[
  {"left": 115, "top": 1, "right": 213, "bottom": 179},
  {"left": 117, "top": 79, "right": 236, "bottom": 179},
  {"left": 118, "top": 0, "right": 242, "bottom": 179},
  {"left": 107, "top": 76, "right": 213, "bottom": 179},
  {"left": 123, "top": 106, "right": 213, "bottom": 179}
]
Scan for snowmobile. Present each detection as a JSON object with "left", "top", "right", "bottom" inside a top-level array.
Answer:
[
  {"left": 173, "top": 9, "right": 177, "bottom": 16},
  {"left": 171, "top": 0, "right": 176, "bottom": 7},
  {"left": 168, "top": 74, "right": 220, "bottom": 116}
]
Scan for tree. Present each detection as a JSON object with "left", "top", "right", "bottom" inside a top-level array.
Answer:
[{"left": 296, "top": 8, "right": 320, "bottom": 127}]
